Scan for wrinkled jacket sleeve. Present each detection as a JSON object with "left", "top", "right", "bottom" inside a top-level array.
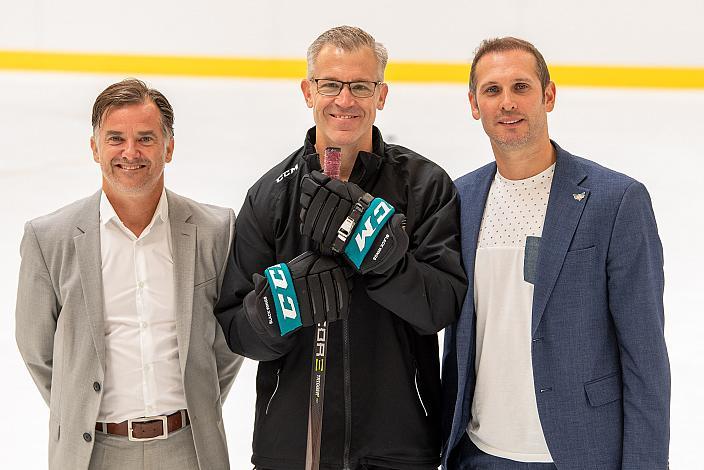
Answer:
[
  {"left": 212, "top": 208, "right": 245, "bottom": 401},
  {"left": 607, "top": 181, "right": 670, "bottom": 469},
  {"left": 15, "top": 221, "right": 59, "bottom": 407},
  {"left": 365, "top": 171, "right": 467, "bottom": 334},
  {"left": 214, "top": 190, "right": 297, "bottom": 361}
]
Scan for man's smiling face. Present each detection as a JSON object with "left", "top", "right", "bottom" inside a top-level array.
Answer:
[
  {"left": 301, "top": 44, "right": 387, "bottom": 153},
  {"left": 469, "top": 49, "right": 555, "bottom": 152},
  {"left": 91, "top": 101, "right": 173, "bottom": 197}
]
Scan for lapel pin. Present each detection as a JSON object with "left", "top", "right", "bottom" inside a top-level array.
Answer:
[{"left": 573, "top": 192, "right": 586, "bottom": 201}]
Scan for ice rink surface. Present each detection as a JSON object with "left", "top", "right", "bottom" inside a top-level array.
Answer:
[{"left": 1, "top": 72, "right": 702, "bottom": 468}]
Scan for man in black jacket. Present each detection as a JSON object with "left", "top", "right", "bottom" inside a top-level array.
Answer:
[{"left": 215, "top": 26, "right": 467, "bottom": 470}]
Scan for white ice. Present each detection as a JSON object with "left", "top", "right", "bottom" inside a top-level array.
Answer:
[{"left": 0, "top": 72, "right": 702, "bottom": 468}]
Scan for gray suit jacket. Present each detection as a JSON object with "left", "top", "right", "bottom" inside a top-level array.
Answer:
[{"left": 15, "top": 189, "right": 243, "bottom": 470}]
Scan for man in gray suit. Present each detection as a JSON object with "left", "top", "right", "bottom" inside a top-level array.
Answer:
[{"left": 15, "top": 78, "right": 242, "bottom": 470}]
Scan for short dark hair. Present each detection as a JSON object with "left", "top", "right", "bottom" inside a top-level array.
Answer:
[
  {"left": 469, "top": 37, "right": 550, "bottom": 95},
  {"left": 92, "top": 78, "right": 174, "bottom": 138}
]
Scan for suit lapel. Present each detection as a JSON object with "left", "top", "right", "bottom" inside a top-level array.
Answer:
[
  {"left": 531, "top": 145, "right": 589, "bottom": 335},
  {"left": 167, "top": 191, "right": 196, "bottom": 375},
  {"left": 448, "top": 164, "right": 497, "bottom": 449},
  {"left": 455, "top": 164, "right": 495, "bottom": 412},
  {"left": 74, "top": 191, "right": 106, "bottom": 369},
  {"left": 458, "top": 163, "right": 496, "bottom": 295}
]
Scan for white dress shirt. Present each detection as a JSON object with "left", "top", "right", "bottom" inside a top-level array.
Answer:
[{"left": 97, "top": 189, "right": 187, "bottom": 422}]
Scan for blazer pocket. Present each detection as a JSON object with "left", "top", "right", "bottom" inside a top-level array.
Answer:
[
  {"left": 584, "top": 373, "right": 622, "bottom": 407},
  {"left": 565, "top": 245, "right": 596, "bottom": 258},
  {"left": 194, "top": 276, "right": 217, "bottom": 290}
]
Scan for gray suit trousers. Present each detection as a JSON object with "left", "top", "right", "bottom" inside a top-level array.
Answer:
[{"left": 88, "top": 425, "right": 199, "bottom": 470}]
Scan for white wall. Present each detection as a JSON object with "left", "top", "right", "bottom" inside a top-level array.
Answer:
[{"left": 1, "top": 0, "right": 704, "bottom": 66}]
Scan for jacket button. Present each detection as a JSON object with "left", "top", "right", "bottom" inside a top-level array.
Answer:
[
  {"left": 93, "top": 381, "right": 101, "bottom": 392},
  {"left": 83, "top": 432, "right": 92, "bottom": 442}
]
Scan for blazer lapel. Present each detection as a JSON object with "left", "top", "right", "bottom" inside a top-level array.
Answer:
[
  {"left": 167, "top": 191, "right": 196, "bottom": 375},
  {"left": 455, "top": 164, "right": 495, "bottom": 405},
  {"left": 73, "top": 191, "right": 107, "bottom": 369},
  {"left": 531, "top": 144, "right": 589, "bottom": 335}
]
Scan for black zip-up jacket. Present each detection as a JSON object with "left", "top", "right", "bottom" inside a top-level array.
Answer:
[{"left": 215, "top": 127, "right": 467, "bottom": 470}]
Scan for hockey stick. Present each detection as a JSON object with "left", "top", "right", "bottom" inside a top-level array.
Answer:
[
  {"left": 305, "top": 147, "right": 341, "bottom": 470},
  {"left": 305, "top": 320, "right": 328, "bottom": 469}
]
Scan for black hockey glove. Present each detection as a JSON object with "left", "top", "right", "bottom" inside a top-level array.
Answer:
[
  {"left": 300, "top": 170, "right": 409, "bottom": 275},
  {"left": 244, "top": 251, "right": 352, "bottom": 338}
]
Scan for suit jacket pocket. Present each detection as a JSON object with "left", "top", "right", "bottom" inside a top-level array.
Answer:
[
  {"left": 584, "top": 372, "right": 622, "bottom": 407},
  {"left": 194, "top": 276, "right": 217, "bottom": 289},
  {"left": 565, "top": 245, "right": 596, "bottom": 259}
]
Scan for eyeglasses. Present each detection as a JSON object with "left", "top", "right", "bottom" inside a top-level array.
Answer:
[{"left": 311, "top": 79, "right": 382, "bottom": 98}]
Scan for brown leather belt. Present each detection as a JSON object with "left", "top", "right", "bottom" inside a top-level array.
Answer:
[{"left": 96, "top": 410, "right": 189, "bottom": 441}]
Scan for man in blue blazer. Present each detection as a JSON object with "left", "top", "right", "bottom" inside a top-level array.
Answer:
[{"left": 442, "top": 37, "right": 670, "bottom": 469}]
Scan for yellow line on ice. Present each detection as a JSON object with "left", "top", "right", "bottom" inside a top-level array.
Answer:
[{"left": 1, "top": 50, "right": 703, "bottom": 89}]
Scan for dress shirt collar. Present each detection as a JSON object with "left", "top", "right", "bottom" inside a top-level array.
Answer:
[{"left": 99, "top": 188, "right": 169, "bottom": 236}]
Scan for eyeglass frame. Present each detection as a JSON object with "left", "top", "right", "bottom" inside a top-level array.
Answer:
[{"left": 309, "top": 78, "right": 384, "bottom": 98}]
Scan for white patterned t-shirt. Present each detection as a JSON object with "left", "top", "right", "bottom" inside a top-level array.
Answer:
[{"left": 468, "top": 163, "right": 555, "bottom": 463}]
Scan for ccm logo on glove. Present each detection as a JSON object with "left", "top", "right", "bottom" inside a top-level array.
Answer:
[
  {"left": 345, "top": 198, "right": 395, "bottom": 269},
  {"left": 299, "top": 171, "right": 409, "bottom": 275},
  {"left": 264, "top": 263, "right": 302, "bottom": 335},
  {"left": 244, "top": 251, "right": 353, "bottom": 338}
]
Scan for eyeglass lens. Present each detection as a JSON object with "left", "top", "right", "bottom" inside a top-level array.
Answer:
[{"left": 316, "top": 80, "right": 377, "bottom": 97}]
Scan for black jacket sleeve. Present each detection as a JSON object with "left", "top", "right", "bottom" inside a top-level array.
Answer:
[
  {"left": 214, "top": 189, "right": 297, "bottom": 361},
  {"left": 365, "top": 169, "right": 467, "bottom": 335}
]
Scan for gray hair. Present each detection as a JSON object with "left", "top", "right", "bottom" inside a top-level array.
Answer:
[{"left": 306, "top": 26, "right": 388, "bottom": 81}]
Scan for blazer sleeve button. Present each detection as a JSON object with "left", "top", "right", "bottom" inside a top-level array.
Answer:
[
  {"left": 93, "top": 382, "right": 101, "bottom": 392},
  {"left": 83, "top": 432, "right": 92, "bottom": 442}
]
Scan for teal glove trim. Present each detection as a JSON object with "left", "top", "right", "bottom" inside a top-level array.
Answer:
[
  {"left": 264, "top": 262, "right": 302, "bottom": 335},
  {"left": 343, "top": 197, "right": 396, "bottom": 269}
]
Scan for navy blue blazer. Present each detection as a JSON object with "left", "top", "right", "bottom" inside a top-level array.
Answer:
[{"left": 441, "top": 143, "right": 670, "bottom": 469}]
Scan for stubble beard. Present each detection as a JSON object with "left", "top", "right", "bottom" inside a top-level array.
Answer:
[
  {"left": 493, "top": 130, "right": 531, "bottom": 150},
  {"left": 491, "top": 116, "right": 533, "bottom": 150},
  {"left": 103, "top": 157, "right": 164, "bottom": 195}
]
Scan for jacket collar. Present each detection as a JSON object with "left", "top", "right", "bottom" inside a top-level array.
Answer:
[
  {"left": 301, "top": 126, "right": 384, "bottom": 188},
  {"left": 165, "top": 189, "right": 196, "bottom": 373},
  {"left": 73, "top": 191, "right": 106, "bottom": 369},
  {"left": 530, "top": 141, "right": 589, "bottom": 334}
]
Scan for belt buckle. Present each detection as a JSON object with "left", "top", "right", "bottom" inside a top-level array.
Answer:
[{"left": 127, "top": 415, "right": 168, "bottom": 441}]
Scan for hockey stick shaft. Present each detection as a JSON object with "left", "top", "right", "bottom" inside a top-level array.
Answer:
[
  {"left": 305, "top": 147, "right": 341, "bottom": 470},
  {"left": 305, "top": 321, "right": 328, "bottom": 469}
]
